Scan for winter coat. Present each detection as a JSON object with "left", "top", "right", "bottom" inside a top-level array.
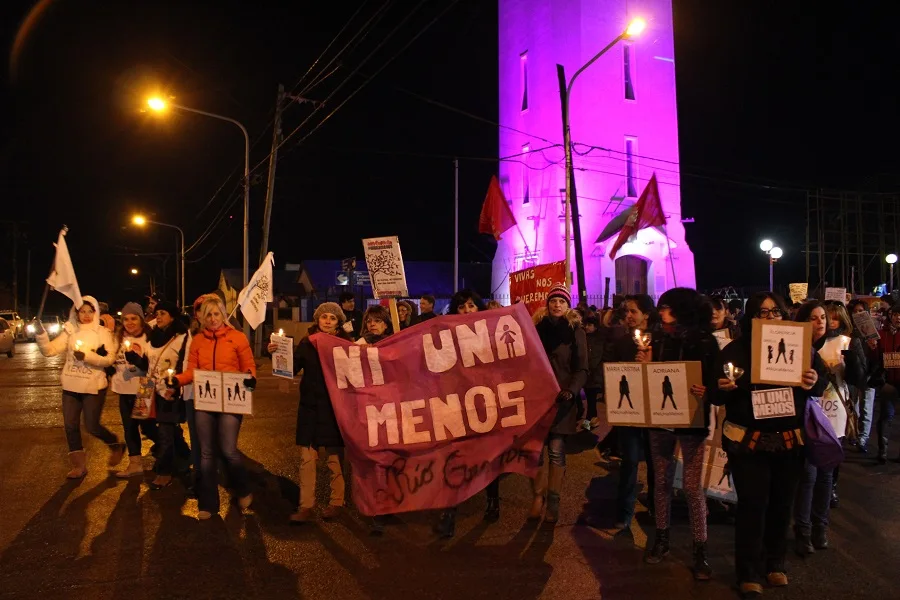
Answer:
[
  {"left": 110, "top": 332, "right": 149, "bottom": 394},
  {"left": 293, "top": 326, "right": 350, "bottom": 447},
  {"left": 711, "top": 335, "right": 829, "bottom": 433},
  {"left": 175, "top": 325, "right": 256, "bottom": 386},
  {"left": 650, "top": 326, "right": 720, "bottom": 437},
  {"left": 584, "top": 329, "right": 607, "bottom": 390},
  {"left": 36, "top": 295, "right": 117, "bottom": 394},
  {"left": 535, "top": 311, "right": 589, "bottom": 435},
  {"left": 148, "top": 323, "right": 191, "bottom": 424},
  {"left": 876, "top": 325, "right": 900, "bottom": 387}
]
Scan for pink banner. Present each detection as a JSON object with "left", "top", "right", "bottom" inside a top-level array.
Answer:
[{"left": 312, "top": 303, "right": 559, "bottom": 516}]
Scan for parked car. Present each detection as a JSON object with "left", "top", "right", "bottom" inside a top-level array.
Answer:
[
  {"left": 25, "top": 315, "right": 64, "bottom": 341},
  {"left": 0, "top": 310, "right": 24, "bottom": 340},
  {"left": 0, "top": 318, "right": 15, "bottom": 358}
]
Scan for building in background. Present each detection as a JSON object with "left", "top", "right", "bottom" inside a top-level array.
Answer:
[{"left": 492, "top": 0, "right": 695, "bottom": 302}]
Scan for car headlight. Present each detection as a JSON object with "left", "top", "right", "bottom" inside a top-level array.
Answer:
[
  {"left": 49, "top": 324, "right": 60, "bottom": 334},
  {"left": 26, "top": 324, "right": 35, "bottom": 333}
]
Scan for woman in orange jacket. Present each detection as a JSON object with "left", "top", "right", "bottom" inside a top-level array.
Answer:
[{"left": 168, "top": 296, "right": 256, "bottom": 520}]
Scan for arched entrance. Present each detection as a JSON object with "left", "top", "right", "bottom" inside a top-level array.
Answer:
[{"left": 615, "top": 255, "right": 648, "bottom": 295}]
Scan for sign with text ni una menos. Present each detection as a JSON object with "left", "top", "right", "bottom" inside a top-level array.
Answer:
[
  {"left": 509, "top": 261, "right": 566, "bottom": 315},
  {"left": 311, "top": 303, "right": 559, "bottom": 516},
  {"left": 362, "top": 236, "right": 408, "bottom": 299}
]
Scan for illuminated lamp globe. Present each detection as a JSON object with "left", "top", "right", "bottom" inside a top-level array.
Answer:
[
  {"left": 759, "top": 239, "right": 774, "bottom": 252},
  {"left": 625, "top": 18, "right": 646, "bottom": 37},
  {"left": 770, "top": 247, "right": 783, "bottom": 260},
  {"left": 887, "top": 254, "right": 898, "bottom": 265}
]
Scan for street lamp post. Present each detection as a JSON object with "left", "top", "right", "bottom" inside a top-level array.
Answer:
[
  {"left": 146, "top": 98, "right": 250, "bottom": 330},
  {"left": 561, "top": 17, "right": 645, "bottom": 301},
  {"left": 133, "top": 215, "right": 185, "bottom": 309},
  {"left": 887, "top": 254, "right": 898, "bottom": 293},
  {"left": 760, "top": 239, "right": 782, "bottom": 291}
]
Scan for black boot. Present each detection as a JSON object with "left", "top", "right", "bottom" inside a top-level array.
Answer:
[
  {"left": 877, "top": 418, "right": 891, "bottom": 464},
  {"left": 644, "top": 528, "right": 670, "bottom": 563},
  {"left": 830, "top": 482, "right": 839, "bottom": 508},
  {"left": 692, "top": 540, "right": 712, "bottom": 580},
  {"left": 812, "top": 526, "right": 829, "bottom": 550},
  {"left": 794, "top": 526, "right": 814, "bottom": 557},
  {"left": 434, "top": 510, "right": 456, "bottom": 539},
  {"left": 484, "top": 496, "right": 500, "bottom": 522}
]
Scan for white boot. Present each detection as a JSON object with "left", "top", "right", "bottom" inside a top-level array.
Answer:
[{"left": 116, "top": 455, "right": 144, "bottom": 478}]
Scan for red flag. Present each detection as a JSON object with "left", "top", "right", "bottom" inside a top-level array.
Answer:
[
  {"left": 479, "top": 176, "right": 518, "bottom": 240},
  {"left": 609, "top": 173, "right": 666, "bottom": 259}
]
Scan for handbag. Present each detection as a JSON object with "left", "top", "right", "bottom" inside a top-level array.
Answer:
[
  {"left": 804, "top": 397, "right": 844, "bottom": 470},
  {"left": 130, "top": 337, "right": 176, "bottom": 420}
]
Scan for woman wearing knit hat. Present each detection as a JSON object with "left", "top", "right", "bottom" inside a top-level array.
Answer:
[
  {"left": 268, "top": 301, "right": 351, "bottom": 523},
  {"left": 110, "top": 302, "right": 158, "bottom": 477},
  {"left": 529, "top": 283, "right": 589, "bottom": 524}
]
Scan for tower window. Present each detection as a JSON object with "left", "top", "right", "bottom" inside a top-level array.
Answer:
[
  {"left": 520, "top": 52, "right": 528, "bottom": 112},
  {"left": 624, "top": 44, "right": 635, "bottom": 101},
  {"left": 625, "top": 137, "right": 638, "bottom": 198}
]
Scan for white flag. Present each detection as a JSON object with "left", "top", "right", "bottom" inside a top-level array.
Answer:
[
  {"left": 46, "top": 229, "right": 82, "bottom": 308},
  {"left": 237, "top": 252, "right": 274, "bottom": 330}
]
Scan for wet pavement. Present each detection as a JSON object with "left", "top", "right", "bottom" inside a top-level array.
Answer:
[{"left": 0, "top": 341, "right": 898, "bottom": 599}]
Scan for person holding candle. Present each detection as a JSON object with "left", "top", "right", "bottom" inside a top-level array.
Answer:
[
  {"left": 111, "top": 301, "right": 158, "bottom": 478},
  {"left": 641, "top": 288, "right": 720, "bottom": 581},
  {"left": 712, "top": 292, "right": 827, "bottom": 597},
  {"left": 792, "top": 301, "right": 866, "bottom": 554},
  {"left": 34, "top": 296, "right": 124, "bottom": 478},
  {"left": 268, "top": 301, "right": 351, "bottom": 524},
  {"left": 603, "top": 294, "right": 658, "bottom": 531}
]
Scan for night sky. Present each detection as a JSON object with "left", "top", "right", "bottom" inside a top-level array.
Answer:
[{"left": 2, "top": 0, "right": 899, "bottom": 314}]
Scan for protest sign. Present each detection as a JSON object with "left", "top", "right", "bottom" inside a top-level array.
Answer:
[
  {"left": 312, "top": 303, "right": 559, "bottom": 516},
  {"left": 362, "top": 236, "right": 408, "bottom": 299},
  {"left": 751, "top": 387, "right": 796, "bottom": 419},
  {"left": 673, "top": 405, "right": 737, "bottom": 503},
  {"left": 602, "top": 361, "right": 705, "bottom": 427},
  {"left": 788, "top": 283, "right": 808, "bottom": 304},
  {"left": 509, "top": 261, "right": 566, "bottom": 315},
  {"left": 193, "top": 369, "right": 253, "bottom": 414},
  {"left": 851, "top": 311, "right": 879, "bottom": 341},
  {"left": 751, "top": 319, "right": 812, "bottom": 386},
  {"left": 824, "top": 287, "right": 847, "bottom": 302},
  {"left": 271, "top": 333, "right": 294, "bottom": 379},
  {"left": 884, "top": 352, "right": 900, "bottom": 369}
]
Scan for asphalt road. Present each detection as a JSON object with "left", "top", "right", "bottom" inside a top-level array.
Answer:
[{"left": 0, "top": 341, "right": 898, "bottom": 600}]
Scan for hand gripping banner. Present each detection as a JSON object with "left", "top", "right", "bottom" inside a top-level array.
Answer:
[{"left": 312, "top": 303, "right": 560, "bottom": 516}]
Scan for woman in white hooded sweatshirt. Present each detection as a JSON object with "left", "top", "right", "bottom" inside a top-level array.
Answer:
[{"left": 34, "top": 296, "right": 125, "bottom": 478}]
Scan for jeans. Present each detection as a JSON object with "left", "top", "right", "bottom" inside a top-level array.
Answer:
[
  {"left": 195, "top": 410, "right": 249, "bottom": 513},
  {"left": 726, "top": 442, "right": 804, "bottom": 584},
  {"left": 184, "top": 400, "right": 202, "bottom": 475},
  {"left": 537, "top": 433, "right": 566, "bottom": 467},
  {"left": 856, "top": 387, "right": 876, "bottom": 444},
  {"left": 616, "top": 427, "right": 654, "bottom": 525},
  {"left": 793, "top": 461, "right": 834, "bottom": 535},
  {"left": 117, "top": 394, "right": 158, "bottom": 456},
  {"left": 649, "top": 430, "right": 707, "bottom": 541},
  {"left": 155, "top": 422, "right": 187, "bottom": 476},
  {"left": 62, "top": 389, "right": 119, "bottom": 452},
  {"left": 299, "top": 446, "right": 345, "bottom": 509}
]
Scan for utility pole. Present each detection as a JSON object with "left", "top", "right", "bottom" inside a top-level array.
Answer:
[
  {"left": 25, "top": 248, "right": 31, "bottom": 320},
  {"left": 454, "top": 159, "right": 459, "bottom": 293},
  {"left": 12, "top": 222, "right": 18, "bottom": 314}
]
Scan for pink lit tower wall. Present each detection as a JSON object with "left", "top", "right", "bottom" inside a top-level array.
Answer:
[{"left": 493, "top": 0, "right": 696, "bottom": 302}]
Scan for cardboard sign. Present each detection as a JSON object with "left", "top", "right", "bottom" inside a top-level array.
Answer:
[
  {"left": 508, "top": 261, "right": 566, "bottom": 315},
  {"left": 852, "top": 311, "right": 879, "bottom": 341},
  {"left": 712, "top": 329, "right": 732, "bottom": 350},
  {"left": 603, "top": 363, "right": 646, "bottom": 425},
  {"left": 885, "top": 352, "right": 900, "bottom": 369},
  {"left": 193, "top": 369, "right": 254, "bottom": 414},
  {"left": 788, "top": 283, "right": 808, "bottom": 304},
  {"left": 270, "top": 334, "right": 294, "bottom": 379},
  {"left": 824, "top": 287, "right": 847, "bottom": 302},
  {"left": 602, "top": 361, "right": 705, "bottom": 428},
  {"left": 751, "top": 387, "right": 796, "bottom": 419},
  {"left": 674, "top": 405, "right": 737, "bottom": 503},
  {"left": 751, "top": 319, "right": 813, "bottom": 386},
  {"left": 362, "top": 236, "right": 408, "bottom": 298}
]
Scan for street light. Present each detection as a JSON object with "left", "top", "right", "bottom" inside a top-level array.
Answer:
[
  {"left": 561, "top": 17, "right": 646, "bottom": 303},
  {"left": 146, "top": 96, "right": 250, "bottom": 331},
  {"left": 760, "top": 240, "right": 782, "bottom": 290},
  {"left": 887, "top": 254, "right": 898, "bottom": 292},
  {"left": 132, "top": 214, "right": 185, "bottom": 309},
  {"left": 130, "top": 268, "right": 139, "bottom": 275}
]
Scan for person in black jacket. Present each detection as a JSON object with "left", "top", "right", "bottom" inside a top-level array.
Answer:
[
  {"left": 712, "top": 292, "right": 827, "bottom": 599},
  {"left": 642, "top": 288, "right": 720, "bottom": 580},
  {"left": 269, "top": 302, "right": 351, "bottom": 524}
]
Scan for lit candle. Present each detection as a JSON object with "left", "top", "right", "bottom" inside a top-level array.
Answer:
[
  {"left": 839, "top": 335, "right": 851, "bottom": 351},
  {"left": 727, "top": 362, "right": 735, "bottom": 381},
  {"left": 75, "top": 340, "right": 83, "bottom": 350},
  {"left": 124, "top": 340, "right": 131, "bottom": 350},
  {"left": 278, "top": 329, "right": 284, "bottom": 337},
  {"left": 166, "top": 368, "right": 174, "bottom": 385}
]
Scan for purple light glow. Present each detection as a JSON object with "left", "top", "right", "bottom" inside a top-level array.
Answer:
[{"left": 493, "top": 0, "right": 695, "bottom": 302}]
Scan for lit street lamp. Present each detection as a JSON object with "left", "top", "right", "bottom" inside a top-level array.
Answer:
[
  {"left": 132, "top": 215, "right": 185, "bottom": 309},
  {"left": 887, "top": 253, "right": 898, "bottom": 293},
  {"left": 561, "top": 17, "right": 646, "bottom": 302},
  {"left": 760, "top": 240, "right": 782, "bottom": 291},
  {"left": 130, "top": 268, "right": 139, "bottom": 275},
  {"left": 146, "top": 97, "right": 250, "bottom": 328}
]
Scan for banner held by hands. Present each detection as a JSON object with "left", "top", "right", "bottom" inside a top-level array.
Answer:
[
  {"left": 236, "top": 252, "right": 274, "bottom": 330},
  {"left": 38, "top": 226, "right": 82, "bottom": 320}
]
